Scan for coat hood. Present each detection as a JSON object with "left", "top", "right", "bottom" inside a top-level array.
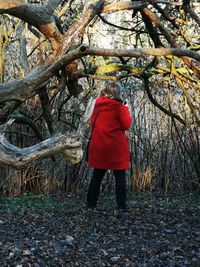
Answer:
[{"left": 95, "top": 96, "right": 123, "bottom": 111}]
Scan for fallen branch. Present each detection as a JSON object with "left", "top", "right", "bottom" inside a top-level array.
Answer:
[{"left": 0, "top": 120, "right": 83, "bottom": 169}]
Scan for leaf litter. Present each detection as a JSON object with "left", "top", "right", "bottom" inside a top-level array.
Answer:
[{"left": 0, "top": 193, "right": 200, "bottom": 266}]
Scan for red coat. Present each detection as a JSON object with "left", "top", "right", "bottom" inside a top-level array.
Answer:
[{"left": 88, "top": 96, "right": 132, "bottom": 170}]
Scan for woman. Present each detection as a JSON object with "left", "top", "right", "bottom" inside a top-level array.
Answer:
[{"left": 87, "top": 81, "right": 132, "bottom": 212}]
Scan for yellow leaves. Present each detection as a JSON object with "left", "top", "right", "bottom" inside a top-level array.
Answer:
[
  {"left": 176, "top": 68, "right": 192, "bottom": 75},
  {"left": 176, "top": 77, "right": 200, "bottom": 125},
  {"left": 94, "top": 64, "right": 120, "bottom": 74},
  {"left": 19, "top": 68, "right": 25, "bottom": 79},
  {"left": 88, "top": 55, "right": 98, "bottom": 65},
  {"left": 190, "top": 45, "right": 200, "bottom": 50},
  {"left": 94, "top": 64, "right": 142, "bottom": 75},
  {"left": 154, "top": 64, "right": 198, "bottom": 88},
  {"left": 162, "top": 55, "right": 172, "bottom": 60}
]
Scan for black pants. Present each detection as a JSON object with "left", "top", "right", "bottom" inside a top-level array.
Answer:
[{"left": 87, "top": 169, "right": 127, "bottom": 209}]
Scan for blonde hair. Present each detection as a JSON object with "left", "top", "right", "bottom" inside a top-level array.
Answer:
[{"left": 101, "top": 81, "right": 122, "bottom": 101}]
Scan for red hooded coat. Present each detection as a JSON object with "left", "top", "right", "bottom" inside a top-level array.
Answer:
[{"left": 88, "top": 96, "right": 132, "bottom": 170}]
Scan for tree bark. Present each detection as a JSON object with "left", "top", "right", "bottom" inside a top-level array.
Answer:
[
  {"left": 0, "top": 0, "right": 63, "bottom": 52},
  {"left": 141, "top": 6, "right": 200, "bottom": 79},
  {"left": 0, "top": 45, "right": 199, "bottom": 103},
  {"left": 0, "top": 121, "right": 82, "bottom": 169}
]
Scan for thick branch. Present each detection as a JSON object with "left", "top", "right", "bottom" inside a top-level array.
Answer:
[
  {"left": 61, "top": 0, "right": 105, "bottom": 54},
  {"left": 10, "top": 113, "right": 44, "bottom": 141},
  {"left": 153, "top": 3, "right": 182, "bottom": 28},
  {"left": 102, "top": 1, "right": 146, "bottom": 13},
  {"left": 0, "top": 46, "right": 200, "bottom": 103},
  {"left": 38, "top": 86, "right": 54, "bottom": 135},
  {"left": 0, "top": 46, "right": 86, "bottom": 103},
  {"left": 102, "top": 1, "right": 199, "bottom": 14},
  {"left": 0, "top": 130, "right": 82, "bottom": 169},
  {"left": 86, "top": 47, "right": 200, "bottom": 62},
  {"left": 0, "top": 0, "right": 105, "bottom": 57},
  {"left": 0, "top": 0, "right": 63, "bottom": 51},
  {"left": 140, "top": 11, "right": 163, "bottom": 47}
]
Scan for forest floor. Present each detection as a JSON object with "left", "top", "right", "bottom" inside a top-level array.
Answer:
[{"left": 0, "top": 192, "right": 200, "bottom": 267}]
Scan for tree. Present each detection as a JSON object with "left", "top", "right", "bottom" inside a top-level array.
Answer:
[{"left": 0, "top": 0, "right": 199, "bottom": 169}]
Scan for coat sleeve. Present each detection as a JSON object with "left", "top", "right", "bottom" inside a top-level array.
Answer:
[{"left": 118, "top": 105, "right": 132, "bottom": 130}]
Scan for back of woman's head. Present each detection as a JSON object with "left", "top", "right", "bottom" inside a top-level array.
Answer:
[{"left": 101, "top": 81, "right": 122, "bottom": 101}]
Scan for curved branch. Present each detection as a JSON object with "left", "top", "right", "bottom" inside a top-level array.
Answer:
[
  {"left": 142, "top": 75, "right": 187, "bottom": 126},
  {"left": 0, "top": 126, "right": 82, "bottom": 169},
  {"left": 0, "top": 101, "right": 21, "bottom": 121},
  {"left": 0, "top": 0, "right": 63, "bottom": 51},
  {"left": 10, "top": 113, "right": 44, "bottom": 141},
  {"left": 0, "top": 46, "right": 87, "bottom": 103},
  {"left": 98, "top": 14, "right": 137, "bottom": 31}
]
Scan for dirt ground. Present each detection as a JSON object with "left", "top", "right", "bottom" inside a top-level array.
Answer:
[{"left": 0, "top": 192, "right": 200, "bottom": 267}]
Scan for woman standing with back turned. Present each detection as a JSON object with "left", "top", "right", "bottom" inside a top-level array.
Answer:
[{"left": 87, "top": 81, "right": 132, "bottom": 212}]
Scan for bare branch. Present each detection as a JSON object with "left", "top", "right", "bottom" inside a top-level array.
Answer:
[
  {"left": 141, "top": 6, "right": 200, "bottom": 79},
  {"left": 0, "top": 46, "right": 86, "bottom": 103},
  {"left": 0, "top": 129, "right": 82, "bottom": 169},
  {"left": 102, "top": 1, "right": 200, "bottom": 14},
  {"left": 0, "top": 45, "right": 199, "bottom": 103},
  {"left": 86, "top": 47, "right": 200, "bottom": 62},
  {"left": 0, "top": 0, "right": 63, "bottom": 51},
  {"left": 143, "top": 76, "right": 187, "bottom": 126},
  {"left": 61, "top": 0, "right": 105, "bottom": 54}
]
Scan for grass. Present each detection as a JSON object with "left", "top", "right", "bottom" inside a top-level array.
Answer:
[
  {"left": 0, "top": 191, "right": 200, "bottom": 214},
  {"left": 0, "top": 193, "right": 57, "bottom": 214}
]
